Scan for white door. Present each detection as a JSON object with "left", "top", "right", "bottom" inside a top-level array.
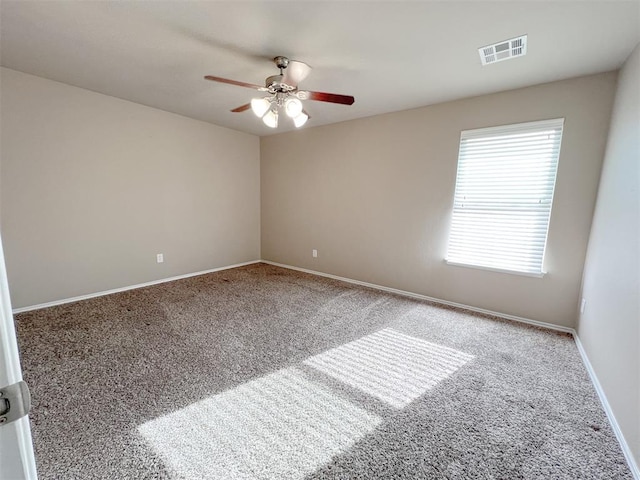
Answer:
[{"left": 0, "top": 234, "right": 38, "bottom": 480}]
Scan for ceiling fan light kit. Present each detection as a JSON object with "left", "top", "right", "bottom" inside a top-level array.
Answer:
[
  {"left": 262, "top": 108, "right": 279, "bottom": 128},
  {"left": 251, "top": 92, "right": 308, "bottom": 129},
  {"left": 250, "top": 98, "right": 271, "bottom": 118},
  {"left": 285, "top": 98, "right": 303, "bottom": 117},
  {"left": 205, "top": 56, "right": 355, "bottom": 130},
  {"left": 293, "top": 111, "right": 309, "bottom": 128}
]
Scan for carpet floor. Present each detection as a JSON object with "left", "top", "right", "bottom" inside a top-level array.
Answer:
[{"left": 14, "top": 263, "right": 631, "bottom": 479}]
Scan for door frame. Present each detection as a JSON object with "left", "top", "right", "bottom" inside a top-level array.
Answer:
[{"left": 0, "top": 233, "right": 38, "bottom": 479}]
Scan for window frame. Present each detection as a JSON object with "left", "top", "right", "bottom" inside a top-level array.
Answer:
[{"left": 445, "top": 118, "right": 565, "bottom": 277}]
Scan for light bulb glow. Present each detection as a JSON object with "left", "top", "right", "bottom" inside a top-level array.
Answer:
[
  {"left": 284, "top": 98, "right": 303, "bottom": 118},
  {"left": 251, "top": 98, "right": 271, "bottom": 118},
  {"left": 262, "top": 109, "right": 279, "bottom": 128},
  {"left": 293, "top": 111, "right": 308, "bottom": 128}
]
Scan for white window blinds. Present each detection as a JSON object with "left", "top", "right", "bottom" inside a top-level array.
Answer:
[{"left": 446, "top": 118, "right": 564, "bottom": 276}]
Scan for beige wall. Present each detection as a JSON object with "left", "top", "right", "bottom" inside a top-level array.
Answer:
[
  {"left": 578, "top": 45, "right": 640, "bottom": 466},
  {"left": 261, "top": 72, "right": 617, "bottom": 328},
  {"left": 1, "top": 68, "right": 260, "bottom": 309}
]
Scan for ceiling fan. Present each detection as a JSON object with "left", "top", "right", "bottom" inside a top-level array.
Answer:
[{"left": 204, "top": 56, "right": 355, "bottom": 129}]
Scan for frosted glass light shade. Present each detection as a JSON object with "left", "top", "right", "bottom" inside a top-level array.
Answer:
[
  {"left": 262, "top": 109, "right": 279, "bottom": 128},
  {"left": 293, "top": 111, "right": 308, "bottom": 128},
  {"left": 251, "top": 98, "right": 271, "bottom": 118},
  {"left": 284, "top": 98, "right": 303, "bottom": 118}
]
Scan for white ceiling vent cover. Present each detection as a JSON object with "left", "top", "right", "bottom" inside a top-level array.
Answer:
[{"left": 479, "top": 35, "right": 527, "bottom": 65}]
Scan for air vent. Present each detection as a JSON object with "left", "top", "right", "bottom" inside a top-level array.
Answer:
[{"left": 479, "top": 35, "right": 527, "bottom": 66}]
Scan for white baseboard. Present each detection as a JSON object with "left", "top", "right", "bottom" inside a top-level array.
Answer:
[
  {"left": 261, "top": 260, "right": 574, "bottom": 334},
  {"left": 263, "top": 259, "right": 638, "bottom": 478},
  {"left": 12, "top": 260, "right": 261, "bottom": 314},
  {"left": 573, "top": 334, "right": 640, "bottom": 479}
]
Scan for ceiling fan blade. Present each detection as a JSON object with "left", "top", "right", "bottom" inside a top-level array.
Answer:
[
  {"left": 204, "top": 75, "right": 264, "bottom": 90},
  {"left": 282, "top": 60, "right": 311, "bottom": 87},
  {"left": 299, "top": 90, "right": 355, "bottom": 105},
  {"left": 231, "top": 103, "right": 251, "bottom": 113}
]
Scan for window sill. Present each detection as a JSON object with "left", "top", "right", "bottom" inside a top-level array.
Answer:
[{"left": 445, "top": 260, "right": 546, "bottom": 278}]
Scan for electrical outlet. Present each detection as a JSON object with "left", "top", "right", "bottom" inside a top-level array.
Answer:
[
  {"left": 312, "top": 249, "right": 318, "bottom": 258},
  {"left": 157, "top": 253, "right": 164, "bottom": 263}
]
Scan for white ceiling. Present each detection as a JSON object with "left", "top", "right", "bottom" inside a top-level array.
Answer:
[{"left": 1, "top": 1, "right": 638, "bottom": 136}]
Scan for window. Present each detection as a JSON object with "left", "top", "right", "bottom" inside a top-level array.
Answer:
[{"left": 446, "top": 118, "right": 564, "bottom": 276}]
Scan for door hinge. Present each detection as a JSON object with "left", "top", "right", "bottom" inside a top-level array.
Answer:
[{"left": 0, "top": 380, "right": 31, "bottom": 426}]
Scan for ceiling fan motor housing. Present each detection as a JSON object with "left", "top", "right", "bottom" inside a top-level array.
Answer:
[{"left": 265, "top": 75, "right": 296, "bottom": 92}]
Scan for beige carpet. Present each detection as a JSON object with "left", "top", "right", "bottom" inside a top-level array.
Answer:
[{"left": 15, "top": 263, "right": 632, "bottom": 479}]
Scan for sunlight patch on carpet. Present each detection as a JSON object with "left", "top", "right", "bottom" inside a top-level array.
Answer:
[
  {"left": 138, "top": 367, "right": 381, "bottom": 480},
  {"left": 304, "top": 328, "right": 474, "bottom": 408}
]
